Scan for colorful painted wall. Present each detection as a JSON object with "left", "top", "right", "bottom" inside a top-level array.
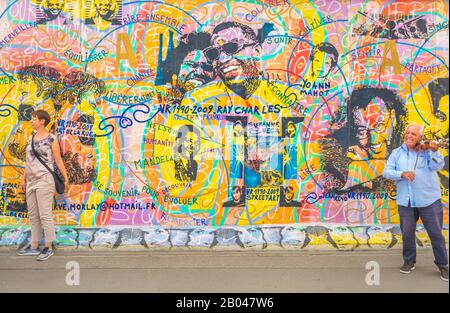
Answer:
[{"left": 0, "top": 0, "right": 448, "bottom": 249}]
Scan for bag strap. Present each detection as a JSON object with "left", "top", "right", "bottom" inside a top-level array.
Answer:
[{"left": 31, "top": 134, "right": 63, "bottom": 183}]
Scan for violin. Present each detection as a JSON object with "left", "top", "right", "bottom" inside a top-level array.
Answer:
[{"left": 414, "top": 138, "right": 449, "bottom": 151}]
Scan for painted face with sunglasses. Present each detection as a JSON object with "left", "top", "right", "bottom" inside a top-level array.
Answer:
[
  {"left": 179, "top": 50, "right": 215, "bottom": 90},
  {"left": 352, "top": 97, "right": 396, "bottom": 159},
  {"left": 206, "top": 22, "right": 262, "bottom": 99}
]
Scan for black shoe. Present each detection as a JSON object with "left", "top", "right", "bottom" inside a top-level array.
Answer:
[
  {"left": 400, "top": 262, "right": 415, "bottom": 274},
  {"left": 439, "top": 266, "right": 449, "bottom": 282}
]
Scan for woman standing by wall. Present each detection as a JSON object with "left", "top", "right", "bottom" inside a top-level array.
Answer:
[{"left": 17, "top": 110, "right": 69, "bottom": 261}]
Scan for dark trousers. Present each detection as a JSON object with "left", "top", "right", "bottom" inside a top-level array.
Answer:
[{"left": 398, "top": 199, "right": 448, "bottom": 267}]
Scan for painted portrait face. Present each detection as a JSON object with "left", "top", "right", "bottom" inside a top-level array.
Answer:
[
  {"left": 144, "top": 228, "right": 170, "bottom": 246},
  {"left": 91, "top": 228, "right": 120, "bottom": 248},
  {"left": 170, "top": 229, "right": 189, "bottom": 246},
  {"left": 237, "top": 227, "right": 265, "bottom": 247},
  {"left": 367, "top": 226, "right": 398, "bottom": 249},
  {"left": 328, "top": 226, "right": 358, "bottom": 249},
  {"left": 403, "top": 125, "right": 422, "bottom": 148},
  {"left": 208, "top": 26, "right": 261, "bottom": 86},
  {"left": 286, "top": 121, "right": 296, "bottom": 137},
  {"left": 44, "top": 0, "right": 64, "bottom": 18},
  {"left": 188, "top": 229, "right": 216, "bottom": 247},
  {"left": 179, "top": 50, "right": 215, "bottom": 89},
  {"left": 353, "top": 97, "right": 396, "bottom": 159},
  {"left": 312, "top": 50, "right": 335, "bottom": 79},
  {"left": 179, "top": 130, "right": 200, "bottom": 159},
  {"left": 17, "top": 77, "right": 40, "bottom": 106},
  {"left": 232, "top": 186, "right": 242, "bottom": 202},
  {"left": 56, "top": 228, "right": 78, "bottom": 246},
  {"left": 285, "top": 186, "right": 295, "bottom": 202},
  {"left": 94, "top": 0, "right": 117, "bottom": 19},
  {"left": 281, "top": 226, "right": 306, "bottom": 246},
  {"left": 233, "top": 122, "right": 244, "bottom": 138}
]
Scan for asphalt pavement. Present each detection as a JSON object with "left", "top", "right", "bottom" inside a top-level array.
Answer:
[{"left": 0, "top": 247, "right": 448, "bottom": 293}]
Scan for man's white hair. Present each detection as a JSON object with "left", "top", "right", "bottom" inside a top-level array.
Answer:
[{"left": 405, "top": 124, "right": 424, "bottom": 136}]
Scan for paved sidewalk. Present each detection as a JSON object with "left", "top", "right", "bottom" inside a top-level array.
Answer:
[{"left": 0, "top": 247, "right": 448, "bottom": 292}]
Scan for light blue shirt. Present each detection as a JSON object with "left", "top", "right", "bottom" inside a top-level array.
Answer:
[{"left": 383, "top": 144, "right": 445, "bottom": 207}]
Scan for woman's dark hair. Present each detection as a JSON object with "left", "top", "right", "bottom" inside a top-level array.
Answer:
[{"left": 31, "top": 110, "right": 51, "bottom": 126}]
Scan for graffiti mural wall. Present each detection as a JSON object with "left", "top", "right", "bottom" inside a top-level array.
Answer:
[{"left": 0, "top": 0, "right": 448, "bottom": 249}]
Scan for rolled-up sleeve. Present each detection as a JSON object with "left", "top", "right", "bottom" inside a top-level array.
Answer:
[{"left": 427, "top": 150, "right": 445, "bottom": 171}]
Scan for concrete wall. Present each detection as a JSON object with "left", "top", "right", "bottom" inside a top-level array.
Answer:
[{"left": 0, "top": 0, "right": 448, "bottom": 248}]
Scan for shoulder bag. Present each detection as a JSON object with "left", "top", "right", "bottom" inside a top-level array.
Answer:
[{"left": 31, "top": 134, "right": 65, "bottom": 194}]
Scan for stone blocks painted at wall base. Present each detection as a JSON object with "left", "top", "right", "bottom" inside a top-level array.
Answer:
[{"left": 0, "top": 225, "right": 448, "bottom": 250}]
